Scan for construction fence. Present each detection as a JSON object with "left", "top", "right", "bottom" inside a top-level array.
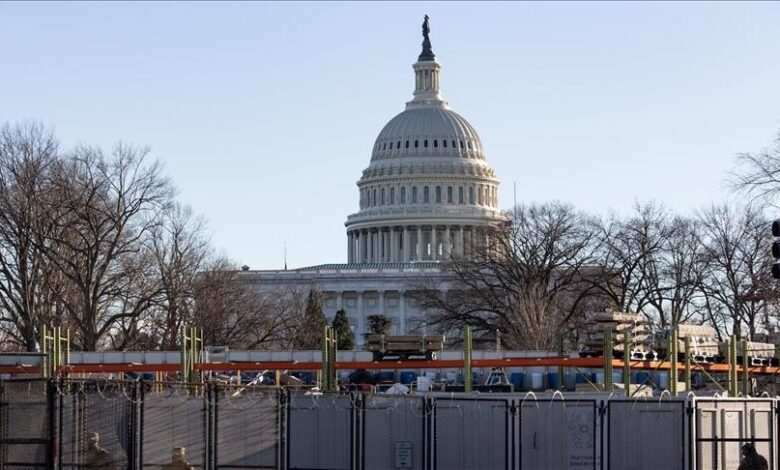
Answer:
[{"left": 0, "top": 378, "right": 777, "bottom": 470}]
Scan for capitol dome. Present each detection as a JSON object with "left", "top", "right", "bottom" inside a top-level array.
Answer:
[
  {"left": 345, "top": 17, "right": 508, "bottom": 264},
  {"left": 371, "top": 106, "right": 485, "bottom": 162}
]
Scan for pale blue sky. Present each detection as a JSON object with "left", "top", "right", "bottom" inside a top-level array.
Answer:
[{"left": 1, "top": 2, "right": 779, "bottom": 269}]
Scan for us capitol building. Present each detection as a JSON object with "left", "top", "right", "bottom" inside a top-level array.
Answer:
[{"left": 241, "top": 18, "right": 509, "bottom": 344}]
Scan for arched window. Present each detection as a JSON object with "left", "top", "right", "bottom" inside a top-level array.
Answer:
[
  {"left": 412, "top": 186, "right": 418, "bottom": 203},
  {"left": 390, "top": 187, "right": 395, "bottom": 204},
  {"left": 381, "top": 188, "right": 385, "bottom": 205},
  {"left": 435, "top": 186, "right": 441, "bottom": 203},
  {"left": 424, "top": 139, "right": 428, "bottom": 148},
  {"left": 443, "top": 140, "right": 448, "bottom": 148},
  {"left": 468, "top": 141, "right": 472, "bottom": 149},
  {"left": 400, "top": 187, "right": 406, "bottom": 204},
  {"left": 477, "top": 186, "right": 482, "bottom": 205},
  {"left": 405, "top": 140, "right": 410, "bottom": 149},
  {"left": 458, "top": 187, "right": 464, "bottom": 204},
  {"left": 452, "top": 140, "right": 457, "bottom": 148},
  {"left": 414, "top": 140, "right": 419, "bottom": 148},
  {"left": 424, "top": 186, "right": 430, "bottom": 203},
  {"left": 397, "top": 141, "right": 401, "bottom": 149},
  {"left": 460, "top": 140, "right": 464, "bottom": 149},
  {"left": 469, "top": 187, "right": 474, "bottom": 204},
  {"left": 373, "top": 189, "right": 377, "bottom": 206},
  {"left": 447, "top": 186, "right": 453, "bottom": 203}
]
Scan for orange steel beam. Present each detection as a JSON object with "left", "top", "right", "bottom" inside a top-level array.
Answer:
[
  {"left": 0, "top": 365, "right": 41, "bottom": 375},
  {"left": 51, "top": 357, "right": 780, "bottom": 376},
  {"left": 60, "top": 363, "right": 180, "bottom": 374}
]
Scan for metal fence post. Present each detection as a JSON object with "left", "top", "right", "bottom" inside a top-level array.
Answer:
[{"left": 464, "top": 327, "right": 473, "bottom": 393}]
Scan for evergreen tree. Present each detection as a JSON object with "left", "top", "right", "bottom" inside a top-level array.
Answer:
[
  {"left": 331, "top": 309, "right": 354, "bottom": 350},
  {"left": 294, "top": 289, "right": 327, "bottom": 349},
  {"left": 366, "top": 314, "right": 393, "bottom": 337}
]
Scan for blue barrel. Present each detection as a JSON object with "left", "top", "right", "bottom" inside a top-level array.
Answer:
[
  {"left": 378, "top": 371, "right": 395, "bottom": 382},
  {"left": 612, "top": 372, "right": 623, "bottom": 384},
  {"left": 635, "top": 372, "right": 651, "bottom": 385},
  {"left": 510, "top": 372, "right": 525, "bottom": 389},
  {"left": 575, "top": 373, "right": 589, "bottom": 384},
  {"left": 400, "top": 371, "right": 417, "bottom": 384},
  {"left": 547, "top": 372, "right": 560, "bottom": 389}
]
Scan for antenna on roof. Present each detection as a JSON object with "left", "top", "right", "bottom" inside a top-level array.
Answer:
[{"left": 284, "top": 242, "right": 288, "bottom": 271}]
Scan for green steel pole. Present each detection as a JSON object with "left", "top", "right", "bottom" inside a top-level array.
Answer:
[
  {"left": 741, "top": 339, "right": 750, "bottom": 397},
  {"left": 464, "top": 327, "right": 473, "bottom": 393},
  {"left": 557, "top": 335, "right": 564, "bottom": 391},
  {"left": 604, "top": 327, "right": 613, "bottom": 392},
  {"left": 668, "top": 328, "right": 676, "bottom": 394},
  {"left": 623, "top": 327, "right": 631, "bottom": 396},
  {"left": 684, "top": 336, "right": 691, "bottom": 392}
]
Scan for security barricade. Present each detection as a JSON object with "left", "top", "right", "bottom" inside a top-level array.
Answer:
[
  {"left": 692, "top": 397, "right": 776, "bottom": 470},
  {"left": 360, "top": 395, "right": 428, "bottom": 470},
  {"left": 287, "top": 392, "right": 355, "bottom": 470},
  {"left": 0, "top": 379, "right": 53, "bottom": 469},
  {"left": 432, "top": 396, "right": 511, "bottom": 470},
  {"left": 215, "top": 386, "right": 282, "bottom": 469},
  {"left": 519, "top": 398, "right": 598, "bottom": 470},
  {"left": 605, "top": 399, "right": 687, "bottom": 470}
]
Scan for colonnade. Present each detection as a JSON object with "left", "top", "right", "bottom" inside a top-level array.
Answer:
[{"left": 346, "top": 225, "right": 491, "bottom": 263}]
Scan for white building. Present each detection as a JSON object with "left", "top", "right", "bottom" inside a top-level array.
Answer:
[{"left": 241, "top": 20, "right": 508, "bottom": 344}]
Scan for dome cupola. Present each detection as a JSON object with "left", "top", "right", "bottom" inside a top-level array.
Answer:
[{"left": 345, "top": 17, "right": 508, "bottom": 264}]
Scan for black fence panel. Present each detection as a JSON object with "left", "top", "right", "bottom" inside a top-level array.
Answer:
[
  {"left": 0, "top": 379, "right": 53, "bottom": 470},
  {"left": 140, "top": 384, "right": 208, "bottom": 470},
  {"left": 57, "top": 381, "right": 135, "bottom": 470}
]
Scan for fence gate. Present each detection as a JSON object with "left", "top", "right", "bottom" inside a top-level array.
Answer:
[
  {"left": 215, "top": 386, "right": 281, "bottom": 470},
  {"left": 287, "top": 392, "right": 355, "bottom": 470},
  {"left": 0, "top": 379, "right": 53, "bottom": 470},
  {"left": 693, "top": 398, "right": 776, "bottom": 470},
  {"left": 360, "top": 395, "right": 427, "bottom": 470},
  {"left": 606, "top": 399, "right": 686, "bottom": 470},
  {"left": 432, "top": 396, "right": 510, "bottom": 470},
  {"left": 519, "top": 399, "right": 597, "bottom": 470}
]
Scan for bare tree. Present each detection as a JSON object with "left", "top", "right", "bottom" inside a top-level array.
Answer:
[
  {"left": 192, "top": 257, "right": 291, "bottom": 348},
  {"left": 0, "top": 123, "right": 63, "bottom": 351},
  {"left": 698, "top": 203, "right": 778, "bottom": 339},
  {"left": 35, "top": 144, "right": 174, "bottom": 350},
  {"left": 415, "top": 202, "right": 603, "bottom": 350},
  {"left": 731, "top": 130, "right": 780, "bottom": 204},
  {"left": 590, "top": 201, "right": 674, "bottom": 318},
  {"left": 644, "top": 216, "right": 708, "bottom": 327}
]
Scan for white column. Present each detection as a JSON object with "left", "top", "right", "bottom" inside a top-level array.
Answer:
[
  {"left": 403, "top": 227, "right": 410, "bottom": 261},
  {"left": 444, "top": 225, "right": 451, "bottom": 259},
  {"left": 367, "top": 230, "right": 373, "bottom": 262},
  {"left": 347, "top": 232, "right": 353, "bottom": 263},
  {"left": 390, "top": 229, "right": 398, "bottom": 262},
  {"left": 357, "top": 232, "right": 364, "bottom": 263},
  {"left": 431, "top": 226, "right": 437, "bottom": 260},
  {"left": 400, "top": 291, "right": 407, "bottom": 334},
  {"left": 417, "top": 226, "right": 423, "bottom": 260},
  {"left": 458, "top": 225, "right": 465, "bottom": 259},
  {"left": 357, "top": 292, "right": 365, "bottom": 345}
]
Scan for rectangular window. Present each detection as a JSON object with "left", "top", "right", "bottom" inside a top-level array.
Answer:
[
  {"left": 401, "top": 187, "right": 406, "bottom": 204},
  {"left": 412, "top": 187, "right": 418, "bottom": 203},
  {"left": 435, "top": 186, "right": 441, "bottom": 203},
  {"left": 469, "top": 187, "right": 474, "bottom": 204},
  {"left": 447, "top": 186, "right": 453, "bottom": 203},
  {"left": 381, "top": 188, "right": 385, "bottom": 205},
  {"left": 459, "top": 187, "right": 464, "bottom": 204},
  {"left": 424, "top": 187, "right": 430, "bottom": 203},
  {"left": 390, "top": 187, "right": 395, "bottom": 204}
]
